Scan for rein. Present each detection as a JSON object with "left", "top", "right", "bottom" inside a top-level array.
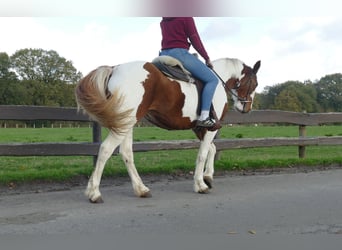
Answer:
[{"left": 211, "top": 69, "right": 252, "bottom": 103}]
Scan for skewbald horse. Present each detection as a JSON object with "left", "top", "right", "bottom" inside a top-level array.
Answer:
[{"left": 75, "top": 58, "right": 261, "bottom": 203}]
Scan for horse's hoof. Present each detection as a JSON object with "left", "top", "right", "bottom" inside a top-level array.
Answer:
[
  {"left": 140, "top": 191, "right": 152, "bottom": 198},
  {"left": 198, "top": 187, "right": 210, "bottom": 194},
  {"left": 203, "top": 176, "right": 213, "bottom": 189},
  {"left": 89, "top": 197, "right": 104, "bottom": 204}
]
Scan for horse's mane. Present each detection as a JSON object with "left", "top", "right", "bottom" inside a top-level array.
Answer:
[{"left": 213, "top": 58, "right": 244, "bottom": 79}]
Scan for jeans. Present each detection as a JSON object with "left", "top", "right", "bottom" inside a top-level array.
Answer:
[{"left": 159, "top": 48, "right": 218, "bottom": 112}]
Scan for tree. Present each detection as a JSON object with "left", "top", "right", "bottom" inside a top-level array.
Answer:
[
  {"left": 54, "top": 83, "right": 77, "bottom": 107},
  {"left": 0, "top": 52, "right": 17, "bottom": 82},
  {"left": 258, "top": 83, "right": 285, "bottom": 110},
  {"left": 274, "top": 88, "right": 301, "bottom": 111},
  {"left": 258, "top": 81, "right": 320, "bottom": 112},
  {"left": 10, "top": 48, "right": 82, "bottom": 84},
  {"left": 252, "top": 93, "right": 262, "bottom": 110},
  {"left": 315, "top": 73, "right": 342, "bottom": 112},
  {"left": 0, "top": 81, "right": 29, "bottom": 105}
]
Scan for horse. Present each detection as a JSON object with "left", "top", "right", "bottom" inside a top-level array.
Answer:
[{"left": 75, "top": 57, "right": 261, "bottom": 203}]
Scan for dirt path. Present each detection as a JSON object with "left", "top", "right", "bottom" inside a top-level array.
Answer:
[{"left": 1, "top": 167, "right": 342, "bottom": 236}]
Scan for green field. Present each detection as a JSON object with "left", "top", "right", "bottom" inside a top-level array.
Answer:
[{"left": 0, "top": 125, "right": 341, "bottom": 184}]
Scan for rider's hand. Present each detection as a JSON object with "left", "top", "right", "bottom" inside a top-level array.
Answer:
[{"left": 206, "top": 59, "right": 213, "bottom": 69}]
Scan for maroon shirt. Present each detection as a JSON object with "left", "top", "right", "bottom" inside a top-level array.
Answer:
[{"left": 160, "top": 17, "right": 210, "bottom": 61}]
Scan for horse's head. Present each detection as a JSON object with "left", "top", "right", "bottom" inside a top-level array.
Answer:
[{"left": 225, "top": 60, "right": 261, "bottom": 113}]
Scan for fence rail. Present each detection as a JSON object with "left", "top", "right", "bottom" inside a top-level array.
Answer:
[{"left": 1, "top": 105, "right": 342, "bottom": 159}]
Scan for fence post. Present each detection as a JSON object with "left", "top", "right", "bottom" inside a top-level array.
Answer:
[
  {"left": 92, "top": 122, "right": 102, "bottom": 166},
  {"left": 298, "top": 125, "right": 306, "bottom": 158}
]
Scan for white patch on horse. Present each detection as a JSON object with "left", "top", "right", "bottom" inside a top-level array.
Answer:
[
  {"left": 178, "top": 67, "right": 227, "bottom": 122},
  {"left": 212, "top": 83, "right": 227, "bottom": 116},
  {"left": 107, "top": 61, "right": 148, "bottom": 121},
  {"left": 213, "top": 58, "right": 244, "bottom": 80},
  {"left": 230, "top": 89, "right": 242, "bottom": 111},
  {"left": 249, "top": 90, "right": 256, "bottom": 109},
  {"left": 178, "top": 81, "right": 199, "bottom": 121}
]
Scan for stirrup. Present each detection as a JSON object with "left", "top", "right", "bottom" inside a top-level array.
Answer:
[{"left": 196, "top": 117, "right": 216, "bottom": 128}]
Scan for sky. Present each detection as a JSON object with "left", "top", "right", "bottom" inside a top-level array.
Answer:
[{"left": 1, "top": 1, "right": 342, "bottom": 92}]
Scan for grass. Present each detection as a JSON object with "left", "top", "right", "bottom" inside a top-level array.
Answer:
[{"left": 0, "top": 125, "right": 341, "bottom": 184}]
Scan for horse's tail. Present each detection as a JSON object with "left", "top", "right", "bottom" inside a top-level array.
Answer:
[{"left": 75, "top": 66, "right": 133, "bottom": 134}]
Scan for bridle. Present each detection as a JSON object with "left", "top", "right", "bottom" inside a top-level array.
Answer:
[{"left": 212, "top": 69, "right": 254, "bottom": 103}]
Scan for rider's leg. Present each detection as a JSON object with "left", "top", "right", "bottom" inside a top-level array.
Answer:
[{"left": 159, "top": 48, "right": 219, "bottom": 125}]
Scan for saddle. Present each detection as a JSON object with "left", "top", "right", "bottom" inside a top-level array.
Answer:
[
  {"left": 152, "top": 56, "right": 221, "bottom": 130},
  {"left": 152, "top": 56, "right": 194, "bottom": 83}
]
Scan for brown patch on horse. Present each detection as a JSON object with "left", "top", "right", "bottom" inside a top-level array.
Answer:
[
  {"left": 225, "top": 77, "right": 239, "bottom": 90},
  {"left": 192, "top": 127, "right": 207, "bottom": 140},
  {"left": 136, "top": 62, "right": 193, "bottom": 130}
]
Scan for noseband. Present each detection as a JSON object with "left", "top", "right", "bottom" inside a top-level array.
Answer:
[{"left": 212, "top": 69, "right": 253, "bottom": 103}]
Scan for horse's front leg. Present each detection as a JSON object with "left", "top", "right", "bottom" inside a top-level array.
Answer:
[
  {"left": 194, "top": 131, "right": 216, "bottom": 193},
  {"left": 120, "top": 128, "right": 151, "bottom": 198},
  {"left": 86, "top": 131, "right": 124, "bottom": 203},
  {"left": 203, "top": 142, "right": 216, "bottom": 189}
]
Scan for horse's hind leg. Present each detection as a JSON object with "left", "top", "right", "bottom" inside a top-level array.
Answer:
[
  {"left": 203, "top": 142, "right": 216, "bottom": 189},
  {"left": 86, "top": 131, "right": 124, "bottom": 203},
  {"left": 119, "top": 128, "right": 151, "bottom": 197}
]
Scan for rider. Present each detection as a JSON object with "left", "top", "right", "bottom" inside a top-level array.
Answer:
[{"left": 159, "top": 17, "right": 219, "bottom": 128}]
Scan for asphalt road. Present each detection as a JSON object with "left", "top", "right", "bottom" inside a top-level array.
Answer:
[{"left": 1, "top": 169, "right": 342, "bottom": 237}]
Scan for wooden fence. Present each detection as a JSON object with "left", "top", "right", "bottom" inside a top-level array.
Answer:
[{"left": 0, "top": 105, "right": 342, "bottom": 160}]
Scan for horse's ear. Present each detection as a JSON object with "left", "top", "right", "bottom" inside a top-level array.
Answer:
[{"left": 253, "top": 60, "right": 261, "bottom": 74}]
